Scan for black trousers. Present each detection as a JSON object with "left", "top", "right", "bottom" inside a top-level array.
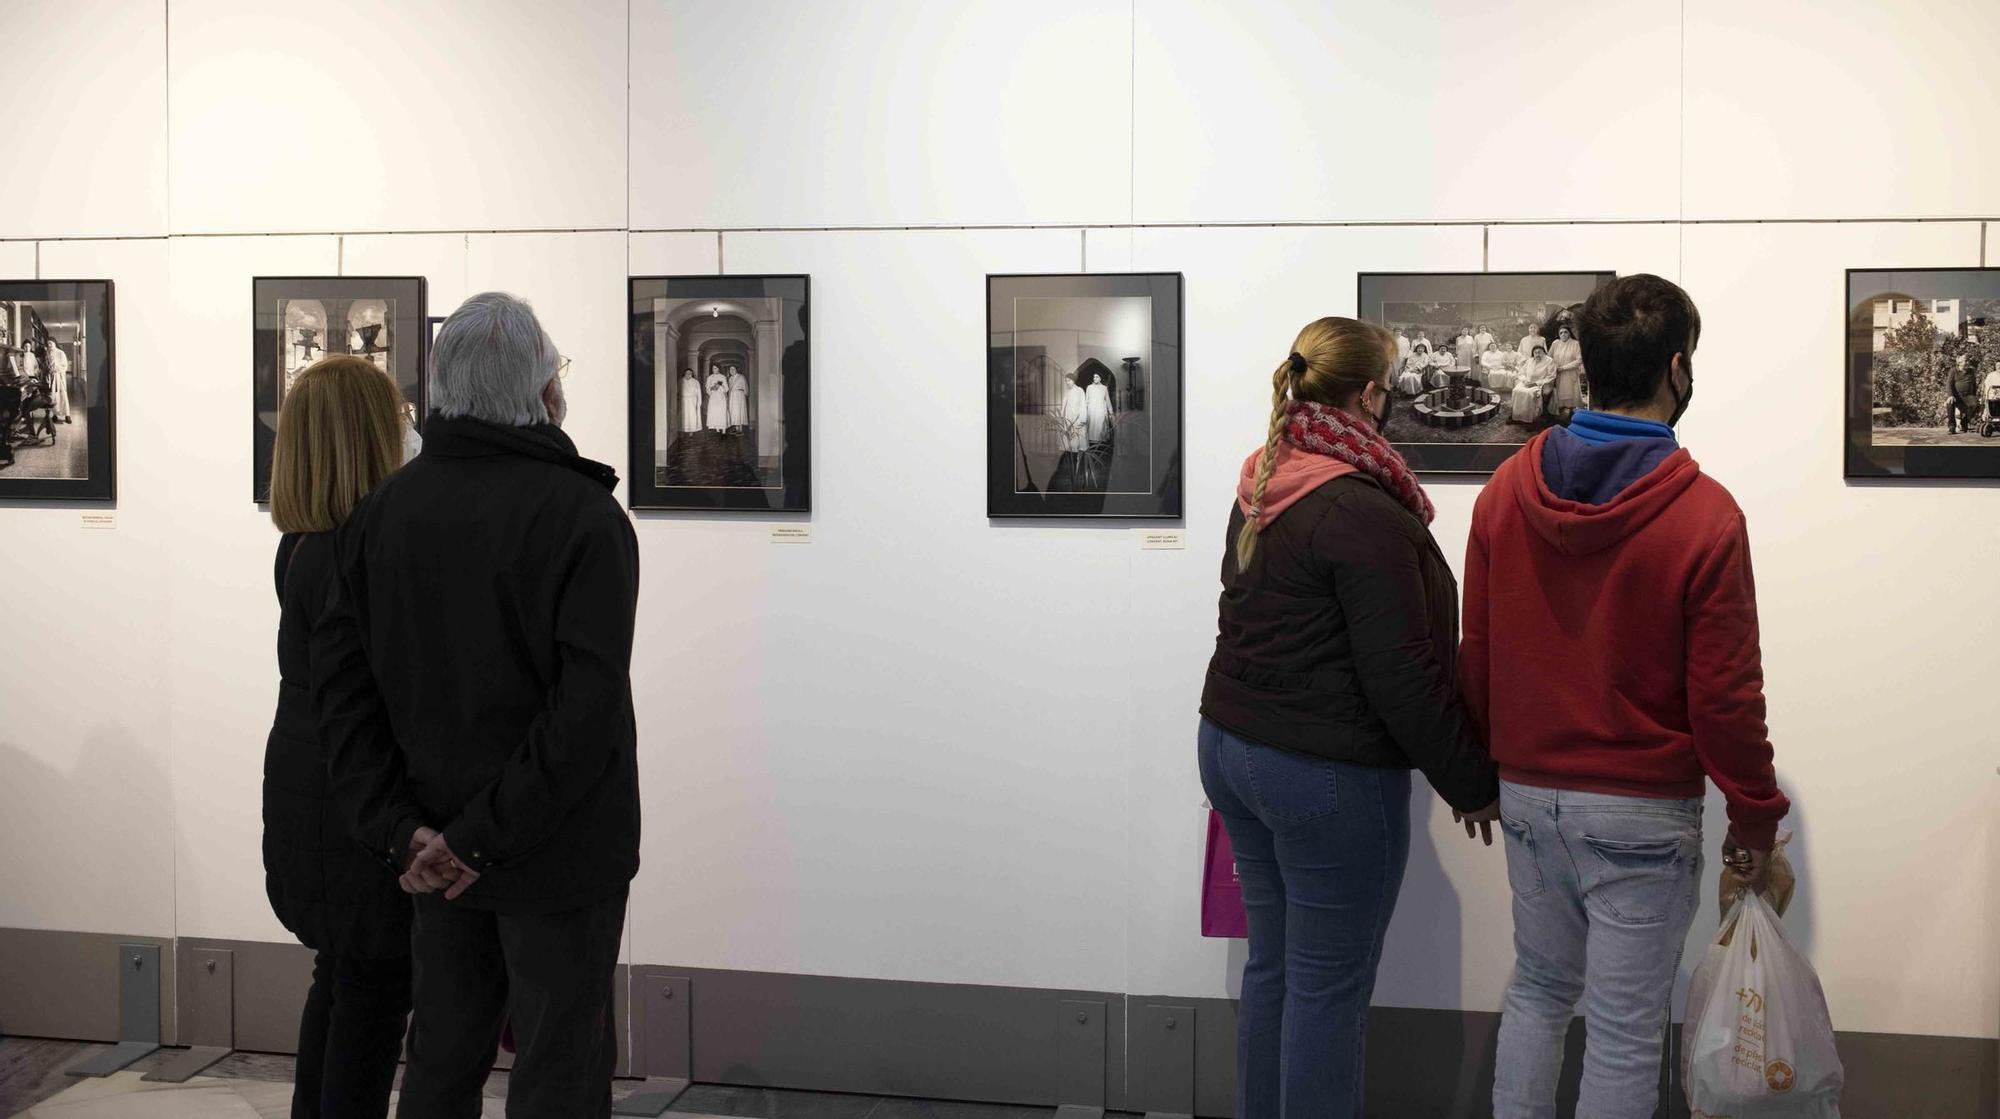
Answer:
[
  {"left": 1947, "top": 396, "right": 1975, "bottom": 433},
  {"left": 294, "top": 951, "right": 413, "bottom": 1119},
  {"left": 397, "top": 890, "right": 626, "bottom": 1119}
]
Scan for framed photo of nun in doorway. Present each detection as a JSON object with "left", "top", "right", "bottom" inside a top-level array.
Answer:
[
  {"left": 252, "top": 276, "right": 427, "bottom": 503},
  {"left": 626, "top": 275, "right": 811, "bottom": 512},
  {"left": 987, "top": 273, "right": 1184, "bottom": 518}
]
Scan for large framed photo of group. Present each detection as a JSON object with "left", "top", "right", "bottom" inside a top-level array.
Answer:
[
  {"left": 987, "top": 272, "right": 1184, "bottom": 519},
  {"left": 1357, "top": 270, "right": 1614, "bottom": 475},
  {"left": 626, "top": 275, "right": 811, "bottom": 512},
  {"left": 0, "top": 280, "right": 116, "bottom": 502},
  {"left": 252, "top": 276, "right": 428, "bottom": 503},
  {"left": 1845, "top": 267, "right": 2000, "bottom": 480}
]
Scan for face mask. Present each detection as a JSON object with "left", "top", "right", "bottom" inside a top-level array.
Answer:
[
  {"left": 1371, "top": 382, "right": 1394, "bottom": 431},
  {"left": 1667, "top": 354, "right": 1693, "bottom": 427}
]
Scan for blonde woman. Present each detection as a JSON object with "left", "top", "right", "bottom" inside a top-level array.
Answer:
[
  {"left": 264, "top": 355, "right": 412, "bottom": 1119},
  {"left": 1198, "top": 318, "right": 1499, "bottom": 1119}
]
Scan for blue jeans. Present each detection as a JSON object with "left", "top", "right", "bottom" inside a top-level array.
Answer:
[
  {"left": 1492, "top": 780, "right": 1703, "bottom": 1119},
  {"left": 1197, "top": 719, "right": 1411, "bottom": 1119}
]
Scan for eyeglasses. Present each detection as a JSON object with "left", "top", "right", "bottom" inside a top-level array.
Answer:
[{"left": 555, "top": 355, "right": 572, "bottom": 380}]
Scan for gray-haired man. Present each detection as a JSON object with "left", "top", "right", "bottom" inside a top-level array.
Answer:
[{"left": 316, "top": 291, "right": 641, "bottom": 1116}]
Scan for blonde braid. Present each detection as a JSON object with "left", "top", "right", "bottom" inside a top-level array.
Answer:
[{"left": 1234, "top": 360, "right": 1294, "bottom": 571}]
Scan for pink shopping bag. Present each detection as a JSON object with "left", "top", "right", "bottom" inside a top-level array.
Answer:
[{"left": 1201, "top": 809, "right": 1248, "bottom": 938}]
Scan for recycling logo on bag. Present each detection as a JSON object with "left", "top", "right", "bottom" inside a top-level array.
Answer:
[{"left": 1764, "top": 1060, "right": 1796, "bottom": 1093}]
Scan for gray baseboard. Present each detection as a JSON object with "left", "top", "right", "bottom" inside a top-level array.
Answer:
[
  {"left": 631, "top": 965, "right": 1131, "bottom": 1111},
  {"left": 1, "top": 928, "right": 1992, "bottom": 1116},
  {"left": 0, "top": 928, "right": 176, "bottom": 1047}
]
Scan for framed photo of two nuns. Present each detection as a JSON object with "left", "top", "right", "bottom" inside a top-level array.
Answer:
[{"left": 987, "top": 272, "right": 1185, "bottom": 518}]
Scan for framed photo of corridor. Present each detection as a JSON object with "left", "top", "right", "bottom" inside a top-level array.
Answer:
[{"left": 626, "top": 275, "right": 812, "bottom": 512}]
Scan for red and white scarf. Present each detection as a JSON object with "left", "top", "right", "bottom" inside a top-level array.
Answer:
[{"left": 1283, "top": 400, "right": 1435, "bottom": 525}]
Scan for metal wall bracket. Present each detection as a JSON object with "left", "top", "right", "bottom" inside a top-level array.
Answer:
[
  {"left": 65, "top": 943, "right": 162, "bottom": 1077},
  {"left": 145, "top": 946, "right": 234, "bottom": 1082},
  {"left": 614, "top": 973, "right": 692, "bottom": 1116},
  {"left": 1055, "top": 998, "right": 1107, "bottom": 1118},
  {"left": 1133, "top": 1003, "right": 1195, "bottom": 1119}
]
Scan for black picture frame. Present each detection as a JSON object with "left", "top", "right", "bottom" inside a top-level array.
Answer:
[
  {"left": 1357, "top": 270, "right": 1615, "bottom": 475},
  {"left": 626, "top": 275, "right": 811, "bottom": 512},
  {"left": 987, "top": 272, "right": 1184, "bottom": 519},
  {"left": 1843, "top": 267, "right": 2000, "bottom": 480},
  {"left": 252, "top": 276, "right": 427, "bottom": 503},
  {"left": 0, "top": 279, "right": 115, "bottom": 502}
]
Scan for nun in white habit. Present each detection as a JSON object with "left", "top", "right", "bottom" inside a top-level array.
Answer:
[
  {"left": 727, "top": 366, "right": 750, "bottom": 431},
  {"left": 704, "top": 367, "right": 731, "bottom": 431},
  {"left": 46, "top": 345, "right": 72, "bottom": 422},
  {"left": 679, "top": 368, "right": 704, "bottom": 434},
  {"left": 1398, "top": 341, "right": 1430, "bottom": 396},
  {"left": 1512, "top": 343, "right": 1554, "bottom": 423},
  {"left": 1084, "top": 367, "right": 1114, "bottom": 443}
]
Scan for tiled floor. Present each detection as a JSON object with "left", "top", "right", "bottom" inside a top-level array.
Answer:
[{"left": 1, "top": 1039, "right": 1066, "bottom": 1119}]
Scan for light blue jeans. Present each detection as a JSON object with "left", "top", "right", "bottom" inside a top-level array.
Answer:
[{"left": 1492, "top": 780, "right": 1703, "bottom": 1119}]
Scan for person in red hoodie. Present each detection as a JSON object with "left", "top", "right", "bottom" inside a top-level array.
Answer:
[{"left": 1463, "top": 275, "right": 1788, "bottom": 1119}]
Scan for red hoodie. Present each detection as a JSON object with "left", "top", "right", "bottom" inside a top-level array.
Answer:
[{"left": 1460, "top": 432, "right": 1789, "bottom": 849}]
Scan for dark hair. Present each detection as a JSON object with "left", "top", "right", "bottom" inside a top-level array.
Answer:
[
  {"left": 1575, "top": 274, "right": 1702, "bottom": 410},
  {"left": 1073, "top": 357, "right": 1115, "bottom": 389}
]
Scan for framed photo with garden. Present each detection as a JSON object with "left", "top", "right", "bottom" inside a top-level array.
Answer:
[{"left": 1845, "top": 267, "right": 2000, "bottom": 480}]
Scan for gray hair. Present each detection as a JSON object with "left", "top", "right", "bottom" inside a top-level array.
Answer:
[{"left": 430, "top": 291, "right": 558, "bottom": 426}]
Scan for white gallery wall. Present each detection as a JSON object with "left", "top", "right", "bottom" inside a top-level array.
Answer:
[{"left": 0, "top": 0, "right": 1994, "bottom": 1047}]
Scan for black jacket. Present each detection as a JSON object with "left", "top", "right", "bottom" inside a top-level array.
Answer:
[
  {"left": 314, "top": 417, "right": 642, "bottom": 914},
  {"left": 263, "top": 532, "right": 412, "bottom": 960},
  {"left": 1199, "top": 474, "right": 1497, "bottom": 813}
]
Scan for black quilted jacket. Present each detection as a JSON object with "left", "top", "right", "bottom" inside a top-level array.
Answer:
[
  {"left": 262, "top": 532, "right": 411, "bottom": 960},
  {"left": 1199, "top": 474, "right": 1498, "bottom": 814}
]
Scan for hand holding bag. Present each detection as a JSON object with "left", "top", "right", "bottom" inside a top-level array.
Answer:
[{"left": 1200, "top": 808, "right": 1247, "bottom": 939}]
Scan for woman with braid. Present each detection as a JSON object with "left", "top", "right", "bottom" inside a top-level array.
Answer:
[{"left": 1197, "top": 317, "right": 1499, "bottom": 1119}]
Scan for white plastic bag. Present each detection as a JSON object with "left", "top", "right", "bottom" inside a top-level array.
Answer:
[{"left": 1683, "top": 891, "right": 1843, "bottom": 1118}]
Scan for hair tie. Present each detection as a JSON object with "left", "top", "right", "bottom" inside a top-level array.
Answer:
[{"left": 1287, "top": 352, "right": 1307, "bottom": 375}]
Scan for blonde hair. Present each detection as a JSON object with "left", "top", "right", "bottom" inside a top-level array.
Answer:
[
  {"left": 269, "top": 355, "right": 406, "bottom": 534},
  {"left": 1235, "top": 316, "right": 1397, "bottom": 570}
]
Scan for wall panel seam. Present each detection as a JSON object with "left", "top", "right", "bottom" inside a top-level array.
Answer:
[{"left": 10, "top": 217, "right": 2000, "bottom": 247}]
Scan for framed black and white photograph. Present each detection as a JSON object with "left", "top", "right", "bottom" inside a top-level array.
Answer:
[
  {"left": 627, "top": 275, "right": 810, "bottom": 512},
  {"left": 0, "top": 279, "right": 115, "bottom": 502},
  {"left": 987, "top": 273, "right": 1184, "bottom": 518},
  {"left": 1357, "top": 271, "right": 1615, "bottom": 474},
  {"left": 253, "top": 276, "right": 426, "bottom": 503},
  {"left": 1845, "top": 267, "right": 2000, "bottom": 480}
]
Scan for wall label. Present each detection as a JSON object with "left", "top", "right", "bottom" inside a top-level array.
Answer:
[
  {"left": 771, "top": 525, "right": 813, "bottom": 544},
  {"left": 1139, "top": 529, "right": 1185, "bottom": 551},
  {"left": 81, "top": 512, "right": 117, "bottom": 531}
]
